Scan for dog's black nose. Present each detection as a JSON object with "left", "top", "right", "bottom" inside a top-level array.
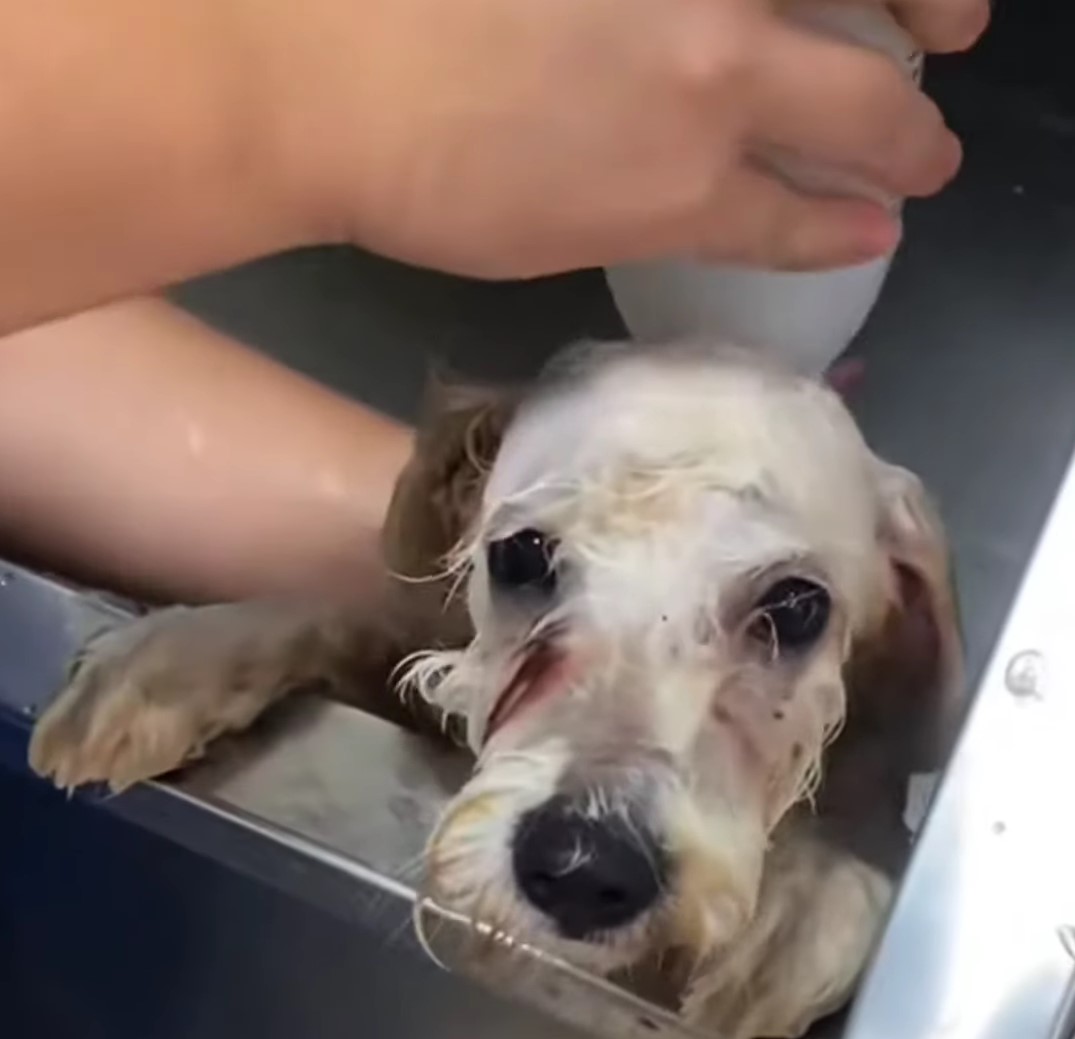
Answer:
[{"left": 511, "top": 794, "right": 666, "bottom": 939}]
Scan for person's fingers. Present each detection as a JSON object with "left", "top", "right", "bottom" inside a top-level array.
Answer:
[
  {"left": 749, "top": 21, "right": 961, "bottom": 198},
  {"left": 786, "top": 0, "right": 990, "bottom": 54},
  {"left": 885, "top": 0, "right": 990, "bottom": 53},
  {"left": 697, "top": 163, "right": 901, "bottom": 271}
]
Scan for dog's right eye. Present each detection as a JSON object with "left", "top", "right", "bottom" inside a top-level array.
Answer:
[{"left": 487, "top": 529, "right": 558, "bottom": 594}]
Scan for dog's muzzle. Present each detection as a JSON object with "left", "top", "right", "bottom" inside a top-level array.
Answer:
[{"left": 511, "top": 793, "right": 667, "bottom": 940}]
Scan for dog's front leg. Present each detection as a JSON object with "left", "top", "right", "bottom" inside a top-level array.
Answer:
[
  {"left": 28, "top": 595, "right": 412, "bottom": 794},
  {"left": 680, "top": 827, "right": 892, "bottom": 1039}
]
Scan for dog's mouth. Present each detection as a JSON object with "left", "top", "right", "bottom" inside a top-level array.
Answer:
[{"left": 484, "top": 638, "right": 566, "bottom": 745}]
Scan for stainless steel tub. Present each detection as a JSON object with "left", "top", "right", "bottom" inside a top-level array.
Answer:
[{"left": 4, "top": 8, "right": 1075, "bottom": 1036}]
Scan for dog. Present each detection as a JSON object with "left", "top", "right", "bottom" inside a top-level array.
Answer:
[{"left": 28, "top": 341, "right": 963, "bottom": 1039}]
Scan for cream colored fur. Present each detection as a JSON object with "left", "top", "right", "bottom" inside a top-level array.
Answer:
[{"left": 28, "top": 342, "right": 963, "bottom": 1039}]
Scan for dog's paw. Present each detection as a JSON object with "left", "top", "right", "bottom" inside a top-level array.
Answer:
[
  {"left": 29, "top": 605, "right": 282, "bottom": 793},
  {"left": 680, "top": 838, "right": 890, "bottom": 1039}
]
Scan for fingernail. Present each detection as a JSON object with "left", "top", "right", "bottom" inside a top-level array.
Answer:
[{"left": 851, "top": 211, "right": 901, "bottom": 262}]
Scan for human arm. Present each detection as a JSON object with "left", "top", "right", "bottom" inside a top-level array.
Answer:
[
  {"left": 0, "top": 0, "right": 985, "bottom": 335},
  {"left": 0, "top": 1, "right": 311, "bottom": 335},
  {"left": 0, "top": 297, "right": 412, "bottom": 604}
]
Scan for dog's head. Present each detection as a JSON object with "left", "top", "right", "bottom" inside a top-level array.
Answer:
[{"left": 397, "top": 343, "right": 960, "bottom": 974}]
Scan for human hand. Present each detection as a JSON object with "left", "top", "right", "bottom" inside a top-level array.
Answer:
[
  {"left": 255, "top": 0, "right": 967, "bottom": 276},
  {"left": 881, "top": 0, "right": 991, "bottom": 53}
]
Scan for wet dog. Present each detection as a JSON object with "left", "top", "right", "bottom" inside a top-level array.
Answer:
[{"left": 29, "top": 342, "right": 962, "bottom": 1038}]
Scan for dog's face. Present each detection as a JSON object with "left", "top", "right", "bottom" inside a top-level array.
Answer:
[{"left": 402, "top": 345, "right": 957, "bottom": 975}]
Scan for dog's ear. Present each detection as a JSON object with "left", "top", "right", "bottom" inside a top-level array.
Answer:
[
  {"left": 819, "top": 461, "right": 964, "bottom": 869},
  {"left": 859, "top": 460, "right": 965, "bottom": 771},
  {"left": 382, "top": 371, "right": 517, "bottom": 587}
]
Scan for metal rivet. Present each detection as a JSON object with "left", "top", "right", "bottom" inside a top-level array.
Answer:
[{"left": 1005, "top": 650, "right": 1047, "bottom": 700}]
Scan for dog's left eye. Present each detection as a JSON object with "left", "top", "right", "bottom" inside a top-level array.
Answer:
[
  {"left": 487, "top": 528, "right": 558, "bottom": 593},
  {"left": 749, "top": 577, "right": 830, "bottom": 655}
]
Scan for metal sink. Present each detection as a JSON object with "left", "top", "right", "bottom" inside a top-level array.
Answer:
[{"left": 5, "top": 7, "right": 1075, "bottom": 1035}]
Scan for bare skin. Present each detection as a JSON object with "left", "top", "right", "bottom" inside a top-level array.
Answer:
[
  {"left": 0, "top": 298, "right": 412, "bottom": 603},
  {"left": 0, "top": 0, "right": 987, "bottom": 334},
  {"left": 0, "top": 0, "right": 988, "bottom": 597}
]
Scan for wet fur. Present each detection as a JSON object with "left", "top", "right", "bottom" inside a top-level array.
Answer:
[{"left": 29, "top": 342, "right": 963, "bottom": 1039}]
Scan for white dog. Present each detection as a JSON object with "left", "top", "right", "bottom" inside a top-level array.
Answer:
[{"left": 29, "top": 342, "right": 962, "bottom": 1038}]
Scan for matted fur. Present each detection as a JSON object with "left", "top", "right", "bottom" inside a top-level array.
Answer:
[{"left": 29, "top": 342, "right": 963, "bottom": 1039}]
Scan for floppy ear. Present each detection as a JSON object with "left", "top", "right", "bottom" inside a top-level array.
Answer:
[
  {"left": 817, "top": 459, "right": 964, "bottom": 869},
  {"left": 861, "top": 460, "right": 965, "bottom": 771},
  {"left": 380, "top": 371, "right": 517, "bottom": 642}
]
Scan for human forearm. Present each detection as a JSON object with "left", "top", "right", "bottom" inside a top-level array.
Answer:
[
  {"left": 0, "top": 298, "right": 412, "bottom": 603},
  {"left": 0, "top": 0, "right": 986, "bottom": 329},
  {"left": 0, "top": 1, "right": 307, "bottom": 334}
]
